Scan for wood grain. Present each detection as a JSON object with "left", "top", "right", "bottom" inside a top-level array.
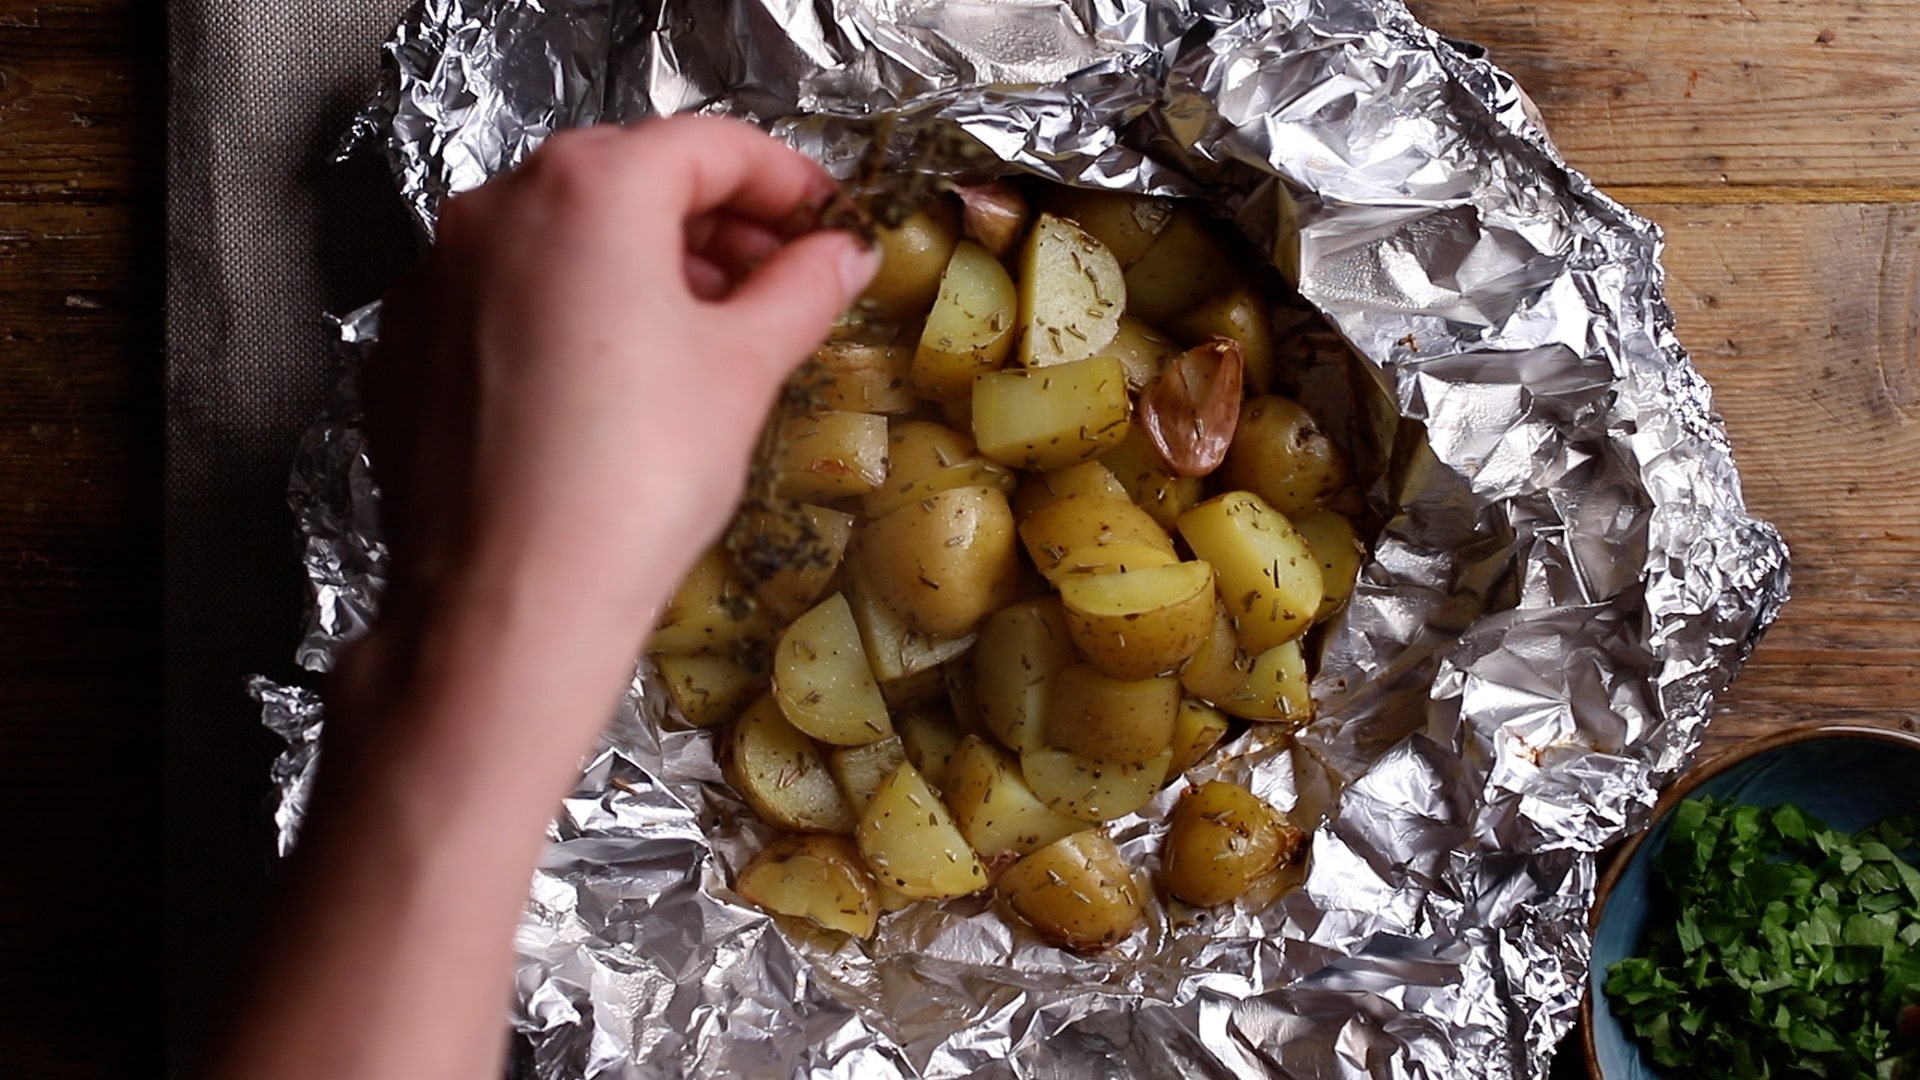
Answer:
[
  {"left": 1408, "top": 0, "right": 1920, "bottom": 188},
  {"left": 1640, "top": 199, "right": 1920, "bottom": 753}
]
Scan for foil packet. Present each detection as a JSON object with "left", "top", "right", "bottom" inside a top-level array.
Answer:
[{"left": 261, "top": 0, "right": 1791, "bottom": 1076}]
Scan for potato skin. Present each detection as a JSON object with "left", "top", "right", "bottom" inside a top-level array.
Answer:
[
  {"left": 1291, "top": 509, "right": 1364, "bottom": 621},
  {"left": 723, "top": 696, "right": 856, "bottom": 834},
  {"left": 1166, "top": 698, "right": 1231, "bottom": 776},
  {"left": 1217, "top": 396, "right": 1350, "bottom": 516},
  {"left": 998, "top": 830, "right": 1143, "bottom": 952},
  {"left": 1177, "top": 604, "right": 1252, "bottom": 704},
  {"left": 858, "top": 485, "right": 1023, "bottom": 639},
  {"left": 1059, "top": 560, "right": 1216, "bottom": 680},
  {"left": 862, "top": 204, "right": 961, "bottom": 320},
  {"left": 1019, "top": 493, "right": 1174, "bottom": 582},
  {"left": 735, "top": 834, "right": 880, "bottom": 938},
  {"left": 1046, "top": 664, "right": 1180, "bottom": 765},
  {"left": 1160, "top": 781, "right": 1303, "bottom": 907}
]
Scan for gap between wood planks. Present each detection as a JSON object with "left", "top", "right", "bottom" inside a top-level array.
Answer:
[{"left": 1601, "top": 183, "right": 1920, "bottom": 205}]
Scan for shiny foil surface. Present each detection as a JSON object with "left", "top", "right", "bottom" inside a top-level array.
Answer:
[{"left": 262, "top": 1, "right": 1792, "bottom": 1076}]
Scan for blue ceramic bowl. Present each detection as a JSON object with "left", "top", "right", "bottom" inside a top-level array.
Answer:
[{"left": 1582, "top": 725, "right": 1920, "bottom": 1079}]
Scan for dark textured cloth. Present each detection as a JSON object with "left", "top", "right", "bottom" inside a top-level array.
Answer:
[{"left": 165, "top": 2, "right": 415, "bottom": 1071}]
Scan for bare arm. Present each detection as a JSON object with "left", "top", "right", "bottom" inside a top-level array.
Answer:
[{"left": 213, "top": 115, "right": 878, "bottom": 1080}]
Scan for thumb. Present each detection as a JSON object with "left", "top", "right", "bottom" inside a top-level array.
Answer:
[{"left": 720, "top": 230, "right": 882, "bottom": 373}]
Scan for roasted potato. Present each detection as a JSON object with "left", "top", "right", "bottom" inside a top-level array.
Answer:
[
  {"left": 772, "top": 592, "right": 891, "bottom": 746},
  {"left": 1291, "top": 509, "right": 1364, "bottom": 621},
  {"left": 1017, "top": 213, "right": 1124, "bottom": 368},
  {"left": 650, "top": 546, "right": 773, "bottom": 656},
  {"left": 1177, "top": 605, "right": 1252, "bottom": 704},
  {"left": 1089, "top": 314, "right": 1181, "bottom": 391},
  {"left": 1176, "top": 492, "right": 1324, "bottom": 653},
  {"left": 773, "top": 410, "right": 889, "bottom": 501},
  {"left": 1042, "top": 188, "right": 1172, "bottom": 267},
  {"left": 858, "top": 485, "right": 1023, "bottom": 638},
  {"left": 1161, "top": 781, "right": 1303, "bottom": 907},
  {"left": 657, "top": 652, "right": 764, "bottom": 729},
  {"left": 740, "top": 502, "right": 855, "bottom": 622},
  {"left": 1216, "top": 640, "right": 1311, "bottom": 724},
  {"left": 1046, "top": 664, "right": 1181, "bottom": 765},
  {"left": 1058, "top": 560, "right": 1216, "bottom": 680},
  {"left": 1167, "top": 698, "right": 1231, "bottom": 776},
  {"left": 1217, "top": 396, "right": 1350, "bottom": 516},
  {"left": 735, "top": 834, "right": 881, "bottom": 938},
  {"left": 973, "top": 597, "right": 1080, "bottom": 755},
  {"left": 1122, "top": 207, "right": 1238, "bottom": 323},
  {"left": 1018, "top": 492, "right": 1174, "bottom": 582},
  {"left": 844, "top": 554, "right": 977, "bottom": 684},
  {"left": 827, "top": 735, "right": 907, "bottom": 814},
  {"left": 811, "top": 341, "right": 918, "bottom": 414},
  {"left": 1099, "top": 423, "right": 1206, "bottom": 530},
  {"left": 1169, "top": 283, "right": 1277, "bottom": 394},
  {"left": 856, "top": 762, "right": 989, "bottom": 899},
  {"left": 1047, "top": 541, "right": 1177, "bottom": 579},
  {"left": 1011, "top": 460, "right": 1129, "bottom": 520},
  {"left": 998, "top": 830, "right": 1143, "bottom": 952},
  {"left": 1021, "top": 745, "right": 1172, "bottom": 822},
  {"left": 913, "top": 240, "right": 1018, "bottom": 400},
  {"left": 943, "top": 735, "right": 1087, "bottom": 859},
  {"left": 723, "top": 695, "right": 856, "bottom": 834},
  {"left": 865, "top": 420, "right": 1014, "bottom": 520},
  {"left": 862, "top": 204, "right": 961, "bottom": 319},
  {"left": 973, "top": 355, "right": 1132, "bottom": 471}
]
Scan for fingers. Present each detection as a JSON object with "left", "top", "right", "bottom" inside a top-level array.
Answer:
[
  {"left": 687, "top": 212, "right": 785, "bottom": 283},
  {"left": 718, "top": 230, "right": 881, "bottom": 376},
  {"left": 638, "top": 114, "right": 840, "bottom": 225}
]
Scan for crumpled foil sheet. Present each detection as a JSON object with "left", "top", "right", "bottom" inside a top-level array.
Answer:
[{"left": 260, "top": 1, "right": 1792, "bottom": 1076}]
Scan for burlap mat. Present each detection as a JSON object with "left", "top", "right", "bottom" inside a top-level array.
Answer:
[{"left": 165, "top": 1, "right": 415, "bottom": 1069}]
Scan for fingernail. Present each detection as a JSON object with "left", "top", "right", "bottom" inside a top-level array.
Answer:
[{"left": 838, "top": 240, "right": 883, "bottom": 297}]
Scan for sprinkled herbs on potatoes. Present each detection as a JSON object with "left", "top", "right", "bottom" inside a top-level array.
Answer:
[{"left": 653, "top": 178, "right": 1374, "bottom": 950}]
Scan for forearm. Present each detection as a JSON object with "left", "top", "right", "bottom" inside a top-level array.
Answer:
[{"left": 215, "top": 594, "right": 650, "bottom": 1080}]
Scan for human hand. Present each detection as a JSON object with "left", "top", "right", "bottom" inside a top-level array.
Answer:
[{"left": 359, "top": 115, "right": 877, "bottom": 680}]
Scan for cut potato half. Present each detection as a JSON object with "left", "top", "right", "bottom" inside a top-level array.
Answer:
[
  {"left": 657, "top": 652, "right": 764, "bottom": 729},
  {"left": 943, "top": 735, "right": 1087, "bottom": 859},
  {"left": 1176, "top": 491, "right": 1323, "bottom": 653},
  {"left": 723, "top": 696, "right": 856, "bottom": 834},
  {"left": 735, "top": 834, "right": 880, "bottom": 938},
  {"left": 1059, "top": 560, "right": 1216, "bottom": 680},
  {"left": 973, "top": 355, "right": 1131, "bottom": 472},
  {"left": 913, "top": 240, "right": 1019, "bottom": 400},
  {"left": 856, "top": 763, "right": 989, "bottom": 899},
  {"left": 998, "top": 830, "right": 1143, "bottom": 952},
  {"left": 773, "top": 592, "right": 891, "bottom": 746},
  {"left": 1017, "top": 213, "right": 1124, "bottom": 368},
  {"left": 1161, "top": 781, "right": 1303, "bottom": 907},
  {"left": 973, "top": 598, "right": 1080, "bottom": 755},
  {"left": 1021, "top": 745, "right": 1173, "bottom": 822}
]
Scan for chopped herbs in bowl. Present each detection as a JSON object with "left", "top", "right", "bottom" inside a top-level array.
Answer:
[{"left": 1584, "top": 726, "right": 1920, "bottom": 1080}]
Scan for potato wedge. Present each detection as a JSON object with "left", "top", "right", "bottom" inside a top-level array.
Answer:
[
  {"left": 896, "top": 701, "right": 964, "bottom": 789},
  {"left": 1122, "top": 207, "right": 1238, "bottom": 323},
  {"left": 1167, "top": 699, "right": 1231, "bottom": 775},
  {"left": 1217, "top": 396, "right": 1350, "bottom": 516},
  {"left": 1169, "top": 283, "right": 1277, "bottom": 394},
  {"left": 856, "top": 762, "right": 989, "bottom": 899},
  {"left": 1291, "top": 509, "right": 1363, "bottom": 621},
  {"left": 773, "top": 592, "right": 891, "bottom": 746},
  {"left": 913, "top": 240, "right": 1018, "bottom": 400},
  {"left": 1016, "top": 213, "right": 1124, "bottom": 368},
  {"left": 973, "top": 355, "right": 1131, "bottom": 471},
  {"left": 1059, "top": 560, "right": 1216, "bottom": 680},
  {"left": 973, "top": 598, "right": 1080, "bottom": 755},
  {"left": 1021, "top": 745, "right": 1172, "bottom": 822},
  {"left": 862, "top": 204, "right": 961, "bottom": 320},
  {"left": 1099, "top": 423, "right": 1206, "bottom": 531},
  {"left": 723, "top": 696, "right": 856, "bottom": 834},
  {"left": 858, "top": 485, "right": 1022, "bottom": 638},
  {"left": 1011, "top": 460, "right": 1129, "bottom": 521},
  {"left": 1161, "top": 781, "right": 1303, "bottom": 907},
  {"left": 943, "top": 735, "right": 1087, "bottom": 859},
  {"left": 657, "top": 652, "right": 764, "bottom": 729},
  {"left": 735, "top": 834, "right": 880, "bottom": 938},
  {"left": 1046, "top": 664, "right": 1181, "bottom": 765},
  {"left": 649, "top": 546, "right": 773, "bottom": 656},
  {"left": 1089, "top": 314, "right": 1182, "bottom": 391},
  {"left": 1217, "top": 640, "right": 1312, "bottom": 724},
  {"left": 1176, "top": 492, "right": 1324, "bottom": 652},
  {"left": 844, "top": 554, "right": 977, "bottom": 684},
  {"left": 1042, "top": 188, "right": 1172, "bottom": 268},
  {"left": 1177, "top": 605, "right": 1252, "bottom": 704},
  {"left": 827, "top": 735, "right": 907, "bottom": 814},
  {"left": 998, "top": 830, "right": 1143, "bottom": 952},
  {"left": 811, "top": 341, "right": 918, "bottom": 414},
  {"left": 739, "top": 502, "right": 855, "bottom": 622},
  {"left": 773, "top": 410, "right": 889, "bottom": 501},
  {"left": 1018, "top": 492, "right": 1174, "bottom": 582}
]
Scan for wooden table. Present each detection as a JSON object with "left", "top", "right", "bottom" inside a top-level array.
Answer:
[{"left": 3, "top": 0, "right": 1912, "bottom": 1075}]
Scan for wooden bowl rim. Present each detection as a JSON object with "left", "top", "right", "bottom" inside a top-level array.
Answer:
[{"left": 1578, "top": 724, "right": 1920, "bottom": 1078}]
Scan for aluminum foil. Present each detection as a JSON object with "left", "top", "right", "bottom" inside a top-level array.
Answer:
[{"left": 262, "top": 0, "right": 1792, "bottom": 1076}]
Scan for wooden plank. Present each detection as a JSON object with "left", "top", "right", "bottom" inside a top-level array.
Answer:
[
  {"left": 1407, "top": 0, "right": 1920, "bottom": 189},
  {"left": 1635, "top": 200, "right": 1920, "bottom": 754},
  {"left": 0, "top": 2, "right": 144, "bottom": 199}
]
